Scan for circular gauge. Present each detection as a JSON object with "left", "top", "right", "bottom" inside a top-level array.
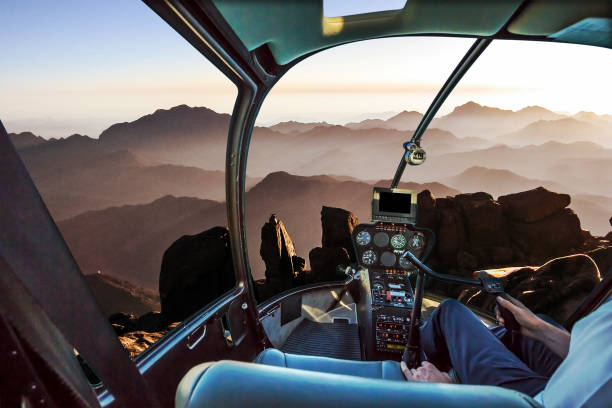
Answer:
[
  {"left": 362, "top": 250, "right": 377, "bottom": 265},
  {"left": 373, "top": 232, "right": 389, "bottom": 247},
  {"left": 380, "top": 251, "right": 396, "bottom": 267},
  {"left": 355, "top": 231, "right": 371, "bottom": 246},
  {"left": 390, "top": 234, "right": 407, "bottom": 249},
  {"left": 373, "top": 282, "right": 384, "bottom": 291},
  {"left": 399, "top": 255, "right": 413, "bottom": 270},
  {"left": 409, "top": 233, "right": 425, "bottom": 250}
]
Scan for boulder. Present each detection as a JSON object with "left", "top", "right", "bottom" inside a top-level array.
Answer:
[
  {"left": 455, "top": 192, "right": 508, "bottom": 248},
  {"left": 456, "top": 250, "right": 478, "bottom": 271},
  {"left": 489, "top": 246, "right": 517, "bottom": 265},
  {"left": 498, "top": 187, "right": 570, "bottom": 223},
  {"left": 308, "top": 247, "right": 350, "bottom": 283},
  {"left": 435, "top": 198, "right": 465, "bottom": 268},
  {"left": 321, "top": 206, "right": 359, "bottom": 262},
  {"left": 416, "top": 190, "right": 437, "bottom": 231},
  {"left": 506, "top": 255, "right": 601, "bottom": 323},
  {"left": 260, "top": 215, "right": 299, "bottom": 290},
  {"left": 461, "top": 255, "right": 601, "bottom": 323},
  {"left": 159, "top": 226, "right": 235, "bottom": 322},
  {"left": 508, "top": 208, "right": 583, "bottom": 260}
]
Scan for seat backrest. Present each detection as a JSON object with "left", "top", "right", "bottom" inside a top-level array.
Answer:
[{"left": 176, "top": 360, "right": 541, "bottom": 408}]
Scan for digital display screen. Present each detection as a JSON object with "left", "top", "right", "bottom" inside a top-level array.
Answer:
[
  {"left": 379, "top": 191, "right": 412, "bottom": 214},
  {"left": 386, "top": 344, "right": 405, "bottom": 350}
]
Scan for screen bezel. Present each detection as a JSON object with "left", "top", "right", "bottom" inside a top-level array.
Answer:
[{"left": 372, "top": 187, "right": 417, "bottom": 222}]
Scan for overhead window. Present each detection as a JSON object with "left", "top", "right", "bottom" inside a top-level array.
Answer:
[{"left": 323, "top": 0, "right": 407, "bottom": 17}]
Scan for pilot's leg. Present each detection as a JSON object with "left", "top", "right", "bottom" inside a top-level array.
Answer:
[
  {"left": 490, "top": 315, "right": 563, "bottom": 378},
  {"left": 420, "top": 299, "right": 548, "bottom": 397}
]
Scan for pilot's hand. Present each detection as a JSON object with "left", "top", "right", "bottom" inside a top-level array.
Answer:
[
  {"left": 496, "top": 295, "right": 544, "bottom": 340},
  {"left": 401, "top": 361, "right": 452, "bottom": 383}
]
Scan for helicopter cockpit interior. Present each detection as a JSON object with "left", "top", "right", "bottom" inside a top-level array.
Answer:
[{"left": 1, "top": 1, "right": 611, "bottom": 407}]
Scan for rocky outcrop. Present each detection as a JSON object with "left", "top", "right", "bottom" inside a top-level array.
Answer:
[
  {"left": 416, "top": 187, "right": 601, "bottom": 280},
  {"left": 255, "top": 208, "right": 359, "bottom": 300},
  {"left": 460, "top": 254, "right": 601, "bottom": 323},
  {"left": 258, "top": 215, "right": 306, "bottom": 295},
  {"left": 109, "top": 312, "right": 180, "bottom": 358},
  {"left": 309, "top": 247, "right": 351, "bottom": 283},
  {"left": 107, "top": 226, "right": 234, "bottom": 357},
  {"left": 498, "top": 187, "right": 570, "bottom": 223},
  {"left": 159, "top": 226, "right": 235, "bottom": 322},
  {"left": 321, "top": 206, "right": 359, "bottom": 262},
  {"left": 310, "top": 206, "right": 359, "bottom": 282}
]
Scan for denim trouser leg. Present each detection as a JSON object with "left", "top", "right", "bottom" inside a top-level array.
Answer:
[{"left": 420, "top": 299, "right": 554, "bottom": 396}]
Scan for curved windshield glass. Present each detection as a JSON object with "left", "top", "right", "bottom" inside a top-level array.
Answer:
[{"left": 247, "top": 36, "right": 612, "bottom": 327}]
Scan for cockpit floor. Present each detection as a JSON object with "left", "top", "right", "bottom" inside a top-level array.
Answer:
[{"left": 281, "top": 319, "right": 362, "bottom": 361}]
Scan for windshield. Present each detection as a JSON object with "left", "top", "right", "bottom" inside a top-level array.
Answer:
[{"left": 247, "top": 37, "right": 612, "bottom": 323}]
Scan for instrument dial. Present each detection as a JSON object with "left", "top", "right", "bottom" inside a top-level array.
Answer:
[
  {"left": 390, "top": 234, "right": 407, "bottom": 249},
  {"left": 409, "top": 233, "right": 424, "bottom": 250},
  {"left": 362, "top": 250, "right": 377, "bottom": 266},
  {"left": 381, "top": 251, "right": 396, "bottom": 267},
  {"left": 355, "top": 231, "right": 371, "bottom": 246},
  {"left": 373, "top": 232, "right": 389, "bottom": 247}
]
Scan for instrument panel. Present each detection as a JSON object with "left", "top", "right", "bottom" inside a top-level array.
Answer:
[
  {"left": 353, "top": 222, "right": 430, "bottom": 355},
  {"left": 353, "top": 223, "right": 426, "bottom": 270}
]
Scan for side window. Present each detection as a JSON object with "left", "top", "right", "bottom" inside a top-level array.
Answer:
[{"left": 1, "top": 1, "right": 237, "bottom": 358}]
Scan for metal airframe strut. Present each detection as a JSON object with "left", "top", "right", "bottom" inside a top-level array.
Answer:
[{"left": 390, "top": 37, "right": 492, "bottom": 188}]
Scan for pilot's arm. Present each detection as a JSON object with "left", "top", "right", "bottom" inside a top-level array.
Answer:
[{"left": 496, "top": 295, "right": 570, "bottom": 359}]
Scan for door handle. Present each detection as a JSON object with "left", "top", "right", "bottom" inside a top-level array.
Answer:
[{"left": 186, "top": 324, "right": 206, "bottom": 350}]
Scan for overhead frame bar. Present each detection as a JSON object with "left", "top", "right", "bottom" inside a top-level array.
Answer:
[{"left": 390, "top": 37, "right": 491, "bottom": 188}]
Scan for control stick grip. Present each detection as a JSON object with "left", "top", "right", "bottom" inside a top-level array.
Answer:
[{"left": 498, "top": 294, "right": 520, "bottom": 331}]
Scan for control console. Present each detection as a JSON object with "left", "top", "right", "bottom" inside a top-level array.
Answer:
[{"left": 353, "top": 187, "right": 432, "bottom": 359}]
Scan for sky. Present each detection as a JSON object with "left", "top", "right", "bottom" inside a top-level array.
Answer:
[{"left": 1, "top": 0, "right": 612, "bottom": 138}]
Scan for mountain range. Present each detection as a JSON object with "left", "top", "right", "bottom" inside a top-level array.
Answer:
[
  {"left": 58, "top": 169, "right": 610, "bottom": 297},
  {"left": 7, "top": 101, "right": 611, "bottom": 297},
  {"left": 57, "top": 172, "right": 461, "bottom": 289}
]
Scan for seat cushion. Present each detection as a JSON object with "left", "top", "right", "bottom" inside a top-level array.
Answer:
[
  {"left": 254, "top": 348, "right": 405, "bottom": 381},
  {"left": 176, "top": 360, "right": 541, "bottom": 408}
]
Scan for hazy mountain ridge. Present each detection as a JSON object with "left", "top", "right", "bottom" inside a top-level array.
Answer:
[
  {"left": 58, "top": 172, "right": 462, "bottom": 288},
  {"left": 58, "top": 171, "right": 610, "bottom": 293},
  {"left": 341, "top": 101, "right": 610, "bottom": 148},
  {"left": 12, "top": 103, "right": 612, "bottom": 224},
  {"left": 99, "top": 104, "right": 231, "bottom": 148},
  {"left": 497, "top": 117, "right": 610, "bottom": 147},
  {"left": 59, "top": 195, "right": 222, "bottom": 288},
  {"left": 23, "top": 147, "right": 259, "bottom": 220},
  {"left": 270, "top": 120, "right": 333, "bottom": 134},
  {"left": 8, "top": 131, "right": 46, "bottom": 149},
  {"left": 441, "top": 166, "right": 568, "bottom": 198}
]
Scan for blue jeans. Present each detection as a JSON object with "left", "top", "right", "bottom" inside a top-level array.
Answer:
[{"left": 420, "top": 299, "right": 563, "bottom": 397}]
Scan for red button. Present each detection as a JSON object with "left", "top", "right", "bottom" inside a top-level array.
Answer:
[{"left": 386, "top": 292, "right": 392, "bottom": 302}]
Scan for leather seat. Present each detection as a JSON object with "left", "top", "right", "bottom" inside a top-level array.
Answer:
[
  {"left": 175, "top": 360, "right": 540, "bottom": 408},
  {"left": 254, "top": 348, "right": 405, "bottom": 381}
]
